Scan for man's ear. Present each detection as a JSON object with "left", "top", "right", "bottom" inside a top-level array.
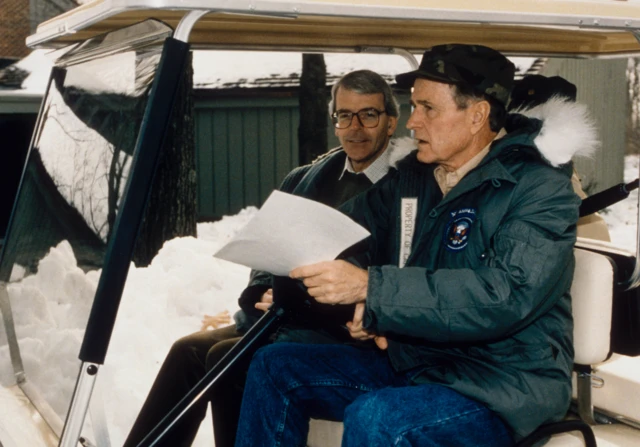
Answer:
[
  {"left": 387, "top": 116, "right": 398, "bottom": 136},
  {"left": 469, "top": 100, "right": 491, "bottom": 135}
]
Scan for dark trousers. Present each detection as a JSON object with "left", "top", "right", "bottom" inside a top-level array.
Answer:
[{"left": 123, "top": 324, "right": 250, "bottom": 447}]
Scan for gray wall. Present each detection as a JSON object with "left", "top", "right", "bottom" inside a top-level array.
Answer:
[
  {"left": 196, "top": 92, "right": 412, "bottom": 220},
  {"left": 542, "top": 58, "right": 629, "bottom": 194},
  {"left": 195, "top": 97, "right": 301, "bottom": 219}
]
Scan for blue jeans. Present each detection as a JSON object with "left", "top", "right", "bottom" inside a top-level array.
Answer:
[{"left": 235, "top": 342, "right": 513, "bottom": 447}]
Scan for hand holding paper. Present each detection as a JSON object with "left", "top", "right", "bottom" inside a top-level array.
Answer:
[
  {"left": 290, "top": 260, "right": 368, "bottom": 305},
  {"left": 213, "top": 190, "right": 370, "bottom": 276}
]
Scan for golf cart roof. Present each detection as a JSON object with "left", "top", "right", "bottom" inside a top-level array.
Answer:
[{"left": 27, "top": 0, "right": 640, "bottom": 57}]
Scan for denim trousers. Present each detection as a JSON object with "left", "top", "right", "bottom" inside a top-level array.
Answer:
[{"left": 235, "top": 342, "right": 514, "bottom": 447}]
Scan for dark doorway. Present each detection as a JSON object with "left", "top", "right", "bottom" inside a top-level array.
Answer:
[{"left": 0, "top": 113, "right": 36, "bottom": 238}]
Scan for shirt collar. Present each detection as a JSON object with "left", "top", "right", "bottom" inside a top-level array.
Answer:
[
  {"left": 434, "top": 128, "right": 506, "bottom": 196},
  {"left": 339, "top": 144, "right": 392, "bottom": 184}
]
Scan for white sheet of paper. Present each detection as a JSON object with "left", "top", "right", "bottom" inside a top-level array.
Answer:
[{"left": 213, "top": 190, "right": 370, "bottom": 275}]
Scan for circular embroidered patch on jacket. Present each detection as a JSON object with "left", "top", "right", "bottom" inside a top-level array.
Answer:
[{"left": 443, "top": 208, "right": 477, "bottom": 251}]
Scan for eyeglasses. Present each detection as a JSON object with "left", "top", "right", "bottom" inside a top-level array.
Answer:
[{"left": 331, "top": 108, "right": 387, "bottom": 129}]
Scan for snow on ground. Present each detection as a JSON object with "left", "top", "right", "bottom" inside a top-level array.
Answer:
[
  {"left": 0, "top": 156, "right": 638, "bottom": 446},
  {"left": 0, "top": 208, "right": 257, "bottom": 446}
]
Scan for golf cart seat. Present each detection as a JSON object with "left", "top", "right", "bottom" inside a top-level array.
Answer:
[
  {"left": 308, "top": 244, "right": 617, "bottom": 447},
  {"left": 515, "top": 245, "right": 616, "bottom": 447}
]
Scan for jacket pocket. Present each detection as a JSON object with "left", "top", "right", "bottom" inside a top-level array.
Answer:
[
  {"left": 493, "top": 221, "right": 546, "bottom": 285},
  {"left": 469, "top": 340, "right": 554, "bottom": 365}
]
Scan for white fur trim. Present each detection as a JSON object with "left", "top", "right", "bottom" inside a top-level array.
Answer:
[
  {"left": 388, "top": 136, "right": 417, "bottom": 167},
  {"left": 513, "top": 96, "right": 599, "bottom": 167}
]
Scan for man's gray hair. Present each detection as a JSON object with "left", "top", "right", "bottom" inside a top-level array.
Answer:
[{"left": 328, "top": 69, "right": 400, "bottom": 118}]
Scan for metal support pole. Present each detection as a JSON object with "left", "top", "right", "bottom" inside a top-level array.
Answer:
[
  {"left": 390, "top": 48, "right": 420, "bottom": 70},
  {"left": 60, "top": 36, "right": 193, "bottom": 447},
  {"left": 0, "top": 281, "right": 25, "bottom": 383},
  {"left": 575, "top": 368, "right": 597, "bottom": 425},
  {"left": 137, "top": 304, "right": 286, "bottom": 447},
  {"left": 137, "top": 275, "right": 319, "bottom": 447},
  {"left": 58, "top": 363, "right": 100, "bottom": 447},
  {"left": 174, "top": 10, "right": 211, "bottom": 43},
  {"left": 356, "top": 46, "right": 420, "bottom": 70},
  {"left": 628, "top": 30, "right": 640, "bottom": 289}
]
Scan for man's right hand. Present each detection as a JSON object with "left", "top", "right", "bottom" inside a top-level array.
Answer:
[{"left": 254, "top": 288, "right": 273, "bottom": 313}]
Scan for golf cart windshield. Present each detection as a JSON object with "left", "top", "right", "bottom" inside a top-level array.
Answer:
[{"left": 2, "top": 1, "right": 640, "bottom": 446}]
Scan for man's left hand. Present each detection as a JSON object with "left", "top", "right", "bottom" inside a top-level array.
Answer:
[
  {"left": 347, "top": 302, "right": 375, "bottom": 341},
  {"left": 289, "top": 260, "right": 368, "bottom": 305},
  {"left": 347, "top": 303, "right": 388, "bottom": 350},
  {"left": 200, "top": 310, "right": 231, "bottom": 331}
]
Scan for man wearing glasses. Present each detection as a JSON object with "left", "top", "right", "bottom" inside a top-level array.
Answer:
[{"left": 123, "top": 69, "right": 413, "bottom": 447}]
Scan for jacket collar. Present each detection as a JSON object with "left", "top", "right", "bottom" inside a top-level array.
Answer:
[
  {"left": 435, "top": 157, "right": 517, "bottom": 207},
  {"left": 292, "top": 136, "right": 415, "bottom": 197}
]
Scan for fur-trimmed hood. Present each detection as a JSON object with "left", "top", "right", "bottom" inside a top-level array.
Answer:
[
  {"left": 387, "top": 136, "right": 418, "bottom": 168},
  {"left": 511, "top": 96, "right": 599, "bottom": 167}
]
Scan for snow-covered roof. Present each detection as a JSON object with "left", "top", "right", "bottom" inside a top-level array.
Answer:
[
  {"left": 0, "top": 49, "right": 538, "bottom": 96},
  {"left": 193, "top": 52, "right": 539, "bottom": 90},
  {"left": 0, "top": 49, "right": 54, "bottom": 97},
  {"left": 193, "top": 51, "right": 411, "bottom": 90}
]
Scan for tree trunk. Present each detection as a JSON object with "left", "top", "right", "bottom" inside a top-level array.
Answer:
[
  {"left": 298, "top": 54, "right": 328, "bottom": 165},
  {"left": 133, "top": 52, "right": 197, "bottom": 266}
]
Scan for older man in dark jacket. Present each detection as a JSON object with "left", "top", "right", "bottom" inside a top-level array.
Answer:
[{"left": 235, "top": 44, "right": 584, "bottom": 446}]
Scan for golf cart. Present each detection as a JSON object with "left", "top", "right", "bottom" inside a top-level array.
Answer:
[{"left": 2, "top": 0, "right": 640, "bottom": 446}]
